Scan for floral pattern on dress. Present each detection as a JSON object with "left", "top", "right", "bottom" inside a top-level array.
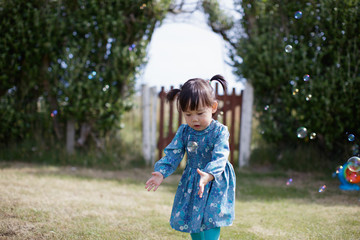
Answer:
[{"left": 154, "top": 120, "right": 236, "bottom": 233}]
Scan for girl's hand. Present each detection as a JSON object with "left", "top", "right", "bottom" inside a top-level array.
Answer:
[
  {"left": 197, "top": 168, "right": 214, "bottom": 198},
  {"left": 145, "top": 172, "right": 164, "bottom": 192}
]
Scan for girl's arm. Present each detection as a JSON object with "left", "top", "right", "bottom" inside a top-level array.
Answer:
[
  {"left": 202, "top": 126, "right": 230, "bottom": 181},
  {"left": 153, "top": 125, "right": 186, "bottom": 178}
]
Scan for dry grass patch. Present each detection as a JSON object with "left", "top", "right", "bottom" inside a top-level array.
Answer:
[{"left": 0, "top": 162, "right": 360, "bottom": 240}]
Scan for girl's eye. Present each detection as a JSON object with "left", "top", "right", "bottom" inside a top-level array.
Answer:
[
  {"left": 185, "top": 113, "right": 191, "bottom": 117},
  {"left": 198, "top": 112, "right": 203, "bottom": 115}
]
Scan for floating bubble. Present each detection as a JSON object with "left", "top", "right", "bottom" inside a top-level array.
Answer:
[
  {"left": 352, "top": 144, "right": 359, "bottom": 155},
  {"left": 296, "top": 127, "right": 307, "bottom": 138},
  {"left": 347, "top": 156, "right": 360, "bottom": 172},
  {"left": 305, "top": 94, "right": 312, "bottom": 101},
  {"left": 318, "top": 185, "right": 326, "bottom": 192},
  {"left": 129, "top": 44, "right": 136, "bottom": 51},
  {"left": 187, "top": 141, "right": 198, "bottom": 153},
  {"left": 285, "top": 45, "right": 293, "bottom": 53},
  {"left": 309, "top": 132, "right": 317, "bottom": 140},
  {"left": 102, "top": 85, "right": 109, "bottom": 92},
  {"left": 335, "top": 165, "right": 343, "bottom": 174},
  {"left": 51, "top": 110, "right": 58, "bottom": 118},
  {"left": 303, "top": 74, "right": 310, "bottom": 82},
  {"left": 294, "top": 11, "right": 303, "bottom": 19},
  {"left": 292, "top": 88, "right": 299, "bottom": 96},
  {"left": 348, "top": 134, "right": 355, "bottom": 142},
  {"left": 264, "top": 105, "right": 269, "bottom": 111},
  {"left": 286, "top": 178, "right": 293, "bottom": 186},
  {"left": 140, "top": 3, "right": 147, "bottom": 9}
]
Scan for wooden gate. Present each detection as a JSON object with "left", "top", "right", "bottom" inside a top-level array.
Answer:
[{"left": 157, "top": 84, "right": 243, "bottom": 164}]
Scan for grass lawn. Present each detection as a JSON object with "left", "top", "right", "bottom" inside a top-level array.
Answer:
[{"left": 0, "top": 162, "right": 359, "bottom": 240}]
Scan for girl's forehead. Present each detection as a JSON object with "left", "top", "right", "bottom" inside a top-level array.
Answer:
[{"left": 184, "top": 105, "right": 211, "bottom": 113}]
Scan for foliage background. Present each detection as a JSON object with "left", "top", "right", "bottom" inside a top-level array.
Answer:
[
  {"left": 0, "top": 0, "right": 170, "bottom": 167},
  {"left": 230, "top": 0, "right": 360, "bottom": 170}
]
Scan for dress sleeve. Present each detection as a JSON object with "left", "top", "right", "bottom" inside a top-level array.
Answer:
[
  {"left": 154, "top": 125, "right": 186, "bottom": 178},
  {"left": 202, "top": 126, "right": 230, "bottom": 181}
]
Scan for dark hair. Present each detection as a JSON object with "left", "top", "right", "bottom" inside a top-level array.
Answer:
[{"left": 167, "top": 74, "right": 227, "bottom": 112}]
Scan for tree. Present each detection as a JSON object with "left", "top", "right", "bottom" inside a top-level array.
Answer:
[
  {"left": 232, "top": 0, "right": 360, "bottom": 163},
  {"left": 0, "top": 0, "right": 171, "bottom": 154}
]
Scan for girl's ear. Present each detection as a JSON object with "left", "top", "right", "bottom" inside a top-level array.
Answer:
[{"left": 211, "top": 101, "right": 218, "bottom": 114}]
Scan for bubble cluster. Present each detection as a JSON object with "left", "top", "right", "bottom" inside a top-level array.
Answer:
[
  {"left": 296, "top": 127, "right": 307, "bottom": 138},
  {"left": 187, "top": 141, "right": 198, "bottom": 153},
  {"left": 264, "top": 105, "right": 270, "bottom": 111}
]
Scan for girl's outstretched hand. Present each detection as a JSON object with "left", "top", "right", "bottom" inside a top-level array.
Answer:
[
  {"left": 197, "top": 168, "right": 214, "bottom": 198},
  {"left": 145, "top": 172, "right": 164, "bottom": 192}
]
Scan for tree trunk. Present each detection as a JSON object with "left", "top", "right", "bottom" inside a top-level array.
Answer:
[{"left": 66, "top": 119, "right": 76, "bottom": 155}]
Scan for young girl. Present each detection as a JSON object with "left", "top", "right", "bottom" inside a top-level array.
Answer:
[{"left": 145, "top": 75, "right": 236, "bottom": 240}]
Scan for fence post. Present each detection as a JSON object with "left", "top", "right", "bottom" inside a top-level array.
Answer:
[
  {"left": 150, "top": 86, "right": 158, "bottom": 165},
  {"left": 142, "top": 84, "right": 151, "bottom": 165},
  {"left": 239, "top": 81, "right": 254, "bottom": 167}
]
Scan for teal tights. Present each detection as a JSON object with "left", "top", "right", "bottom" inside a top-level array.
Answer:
[{"left": 190, "top": 227, "right": 221, "bottom": 240}]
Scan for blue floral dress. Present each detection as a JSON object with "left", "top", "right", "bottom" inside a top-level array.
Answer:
[{"left": 154, "top": 120, "right": 236, "bottom": 233}]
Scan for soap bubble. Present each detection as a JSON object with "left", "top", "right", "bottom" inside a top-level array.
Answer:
[
  {"left": 286, "top": 178, "right": 293, "bottom": 186},
  {"left": 318, "top": 185, "right": 326, "bottom": 193},
  {"left": 294, "top": 11, "right": 303, "bottom": 19},
  {"left": 335, "top": 165, "right": 343, "bottom": 174},
  {"left": 352, "top": 144, "right": 359, "bottom": 155},
  {"left": 264, "top": 105, "right": 269, "bottom": 111},
  {"left": 51, "top": 110, "right": 58, "bottom": 118},
  {"left": 305, "top": 94, "right": 312, "bottom": 101},
  {"left": 296, "top": 127, "right": 307, "bottom": 138},
  {"left": 285, "top": 45, "right": 293, "bottom": 53},
  {"left": 309, "top": 132, "right": 317, "bottom": 140},
  {"left": 348, "top": 134, "right": 355, "bottom": 142},
  {"left": 303, "top": 74, "right": 310, "bottom": 82},
  {"left": 187, "top": 141, "right": 198, "bottom": 153},
  {"left": 347, "top": 156, "right": 360, "bottom": 172}
]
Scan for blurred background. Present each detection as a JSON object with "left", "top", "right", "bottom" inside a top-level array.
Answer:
[{"left": 1, "top": 0, "right": 359, "bottom": 172}]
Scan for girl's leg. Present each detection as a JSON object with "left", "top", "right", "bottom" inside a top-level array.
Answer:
[
  {"left": 190, "top": 231, "right": 204, "bottom": 240},
  {"left": 203, "top": 227, "right": 221, "bottom": 240}
]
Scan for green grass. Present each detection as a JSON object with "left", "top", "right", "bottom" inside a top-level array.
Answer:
[{"left": 1, "top": 162, "right": 360, "bottom": 240}]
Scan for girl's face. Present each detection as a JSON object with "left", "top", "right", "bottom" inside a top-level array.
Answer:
[{"left": 184, "top": 101, "right": 218, "bottom": 131}]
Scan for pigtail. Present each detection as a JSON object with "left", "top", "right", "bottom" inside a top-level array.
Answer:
[
  {"left": 166, "top": 88, "right": 181, "bottom": 102},
  {"left": 210, "top": 74, "right": 227, "bottom": 92}
]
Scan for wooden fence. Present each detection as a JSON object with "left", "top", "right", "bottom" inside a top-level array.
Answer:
[
  {"left": 141, "top": 82, "right": 254, "bottom": 168},
  {"left": 157, "top": 84, "right": 242, "bottom": 164}
]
